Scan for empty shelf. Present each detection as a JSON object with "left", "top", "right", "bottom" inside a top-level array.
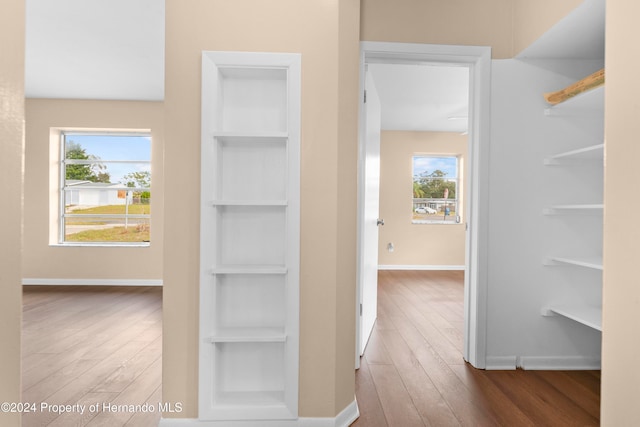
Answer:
[
  {"left": 211, "top": 266, "right": 288, "bottom": 275},
  {"left": 213, "top": 131, "right": 288, "bottom": 140},
  {"left": 543, "top": 204, "right": 603, "bottom": 214},
  {"left": 214, "top": 390, "right": 286, "bottom": 407},
  {"left": 210, "top": 200, "right": 288, "bottom": 206},
  {"left": 206, "top": 328, "right": 286, "bottom": 343},
  {"left": 544, "top": 85, "right": 604, "bottom": 116},
  {"left": 544, "top": 257, "right": 603, "bottom": 270},
  {"left": 544, "top": 143, "right": 604, "bottom": 165},
  {"left": 542, "top": 305, "right": 602, "bottom": 331}
]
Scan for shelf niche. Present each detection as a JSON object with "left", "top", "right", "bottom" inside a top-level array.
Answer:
[{"left": 200, "top": 51, "right": 300, "bottom": 422}]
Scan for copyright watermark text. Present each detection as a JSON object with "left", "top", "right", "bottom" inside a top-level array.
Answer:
[{"left": 1, "top": 401, "right": 183, "bottom": 414}]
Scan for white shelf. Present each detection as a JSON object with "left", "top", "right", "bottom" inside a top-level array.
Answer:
[
  {"left": 544, "top": 84, "right": 604, "bottom": 116},
  {"left": 544, "top": 143, "right": 604, "bottom": 165},
  {"left": 211, "top": 266, "right": 287, "bottom": 275},
  {"left": 206, "top": 328, "right": 286, "bottom": 343},
  {"left": 213, "top": 131, "right": 289, "bottom": 140},
  {"left": 543, "top": 204, "right": 603, "bottom": 215},
  {"left": 544, "top": 256, "right": 603, "bottom": 270},
  {"left": 215, "top": 390, "right": 286, "bottom": 407},
  {"left": 542, "top": 305, "right": 602, "bottom": 331},
  {"left": 210, "top": 200, "right": 288, "bottom": 207}
]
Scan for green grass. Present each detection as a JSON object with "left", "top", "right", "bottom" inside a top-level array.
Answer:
[
  {"left": 69, "top": 204, "right": 151, "bottom": 215},
  {"left": 66, "top": 226, "right": 150, "bottom": 243}
]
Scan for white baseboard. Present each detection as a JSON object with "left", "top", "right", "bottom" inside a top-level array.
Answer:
[
  {"left": 159, "top": 399, "right": 359, "bottom": 427},
  {"left": 377, "top": 265, "right": 465, "bottom": 271},
  {"left": 485, "top": 355, "right": 601, "bottom": 370},
  {"left": 517, "top": 356, "right": 601, "bottom": 370},
  {"left": 22, "top": 278, "right": 163, "bottom": 286},
  {"left": 485, "top": 356, "right": 517, "bottom": 370}
]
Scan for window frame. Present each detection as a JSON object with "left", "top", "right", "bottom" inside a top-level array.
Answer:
[
  {"left": 58, "top": 131, "right": 152, "bottom": 246},
  {"left": 412, "top": 154, "right": 461, "bottom": 225}
]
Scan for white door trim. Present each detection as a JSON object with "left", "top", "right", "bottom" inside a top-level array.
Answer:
[{"left": 356, "top": 41, "right": 491, "bottom": 368}]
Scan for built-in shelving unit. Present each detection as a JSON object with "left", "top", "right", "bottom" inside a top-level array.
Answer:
[
  {"left": 542, "top": 74, "right": 604, "bottom": 333},
  {"left": 199, "top": 51, "right": 301, "bottom": 421}
]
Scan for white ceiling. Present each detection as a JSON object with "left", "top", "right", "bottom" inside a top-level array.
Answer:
[
  {"left": 368, "top": 63, "right": 469, "bottom": 132},
  {"left": 24, "top": 0, "right": 469, "bottom": 131},
  {"left": 25, "top": 0, "right": 165, "bottom": 101}
]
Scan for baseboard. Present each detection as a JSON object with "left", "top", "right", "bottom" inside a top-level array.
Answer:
[
  {"left": 517, "top": 356, "right": 601, "bottom": 370},
  {"left": 377, "top": 265, "right": 465, "bottom": 271},
  {"left": 485, "top": 355, "right": 601, "bottom": 370},
  {"left": 159, "top": 399, "right": 359, "bottom": 427},
  {"left": 22, "top": 278, "right": 163, "bottom": 286},
  {"left": 485, "top": 355, "right": 517, "bottom": 370}
]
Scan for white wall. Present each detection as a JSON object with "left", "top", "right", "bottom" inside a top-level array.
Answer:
[{"left": 487, "top": 58, "right": 603, "bottom": 368}]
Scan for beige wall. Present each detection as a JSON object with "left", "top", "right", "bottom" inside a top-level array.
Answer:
[
  {"left": 0, "top": 0, "right": 24, "bottom": 424},
  {"left": 335, "top": 0, "right": 361, "bottom": 410},
  {"left": 163, "top": 0, "right": 359, "bottom": 418},
  {"left": 361, "top": 0, "right": 585, "bottom": 59},
  {"left": 601, "top": 0, "right": 640, "bottom": 423},
  {"left": 378, "top": 131, "right": 467, "bottom": 267},
  {"left": 512, "top": 0, "right": 583, "bottom": 56},
  {"left": 23, "top": 99, "right": 164, "bottom": 281},
  {"left": 360, "top": 0, "right": 513, "bottom": 58}
]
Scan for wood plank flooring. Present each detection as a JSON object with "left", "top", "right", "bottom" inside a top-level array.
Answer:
[
  {"left": 22, "top": 286, "right": 162, "bottom": 427},
  {"left": 21, "top": 273, "right": 600, "bottom": 426},
  {"left": 352, "top": 270, "right": 601, "bottom": 427}
]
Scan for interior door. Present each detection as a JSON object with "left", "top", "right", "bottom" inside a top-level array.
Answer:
[{"left": 359, "top": 70, "right": 382, "bottom": 355}]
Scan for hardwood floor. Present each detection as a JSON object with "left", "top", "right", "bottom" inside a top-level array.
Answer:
[
  {"left": 352, "top": 270, "right": 600, "bottom": 427},
  {"left": 21, "top": 274, "right": 600, "bottom": 426},
  {"left": 22, "top": 286, "right": 162, "bottom": 427}
]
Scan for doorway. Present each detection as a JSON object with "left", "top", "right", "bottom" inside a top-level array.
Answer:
[{"left": 356, "top": 42, "right": 491, "bottom": 369}]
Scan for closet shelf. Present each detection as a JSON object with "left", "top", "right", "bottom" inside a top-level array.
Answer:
[
  {"left": 544, "top": 85, "right": 604, "bottom": 116},
  {"left": 544, "top": 69, "right": 604, "bottom": 105},
  {"left": 206, "top": 328, "right": 286, "bottom": 343},
  {"left": 544, "top": 143, "right": 604, "bottom": 165},
  {"left": 543, "top": 204, "right": 603, "bottom": 215},
  {"left": 211, "top": 266, "right": 288, "bottom": 275},
  {"left": 541, "top": 305, "right": 602, "bottom": 331},
  {"left": 544, "top": 257, "right": 603, "bottom": 270}
]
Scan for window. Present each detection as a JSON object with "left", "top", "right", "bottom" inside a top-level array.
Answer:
[
  {"left": 412, "top": 155, "right": 460, "bottom": 224},
  {"left": 59, "top": 132, "right": 152, "bottom": 244}
]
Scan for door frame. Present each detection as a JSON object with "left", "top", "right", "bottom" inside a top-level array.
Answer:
[{"left": 355, "top": 41, "right": 491, "bottom": 368}]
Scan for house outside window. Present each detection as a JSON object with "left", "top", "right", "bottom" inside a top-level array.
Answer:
[
  {"left": 59, "top": 132, "right": 152, "bottom": 245},
  {"left": 412, "top": 155, "right": 460, "bottom": 224}
]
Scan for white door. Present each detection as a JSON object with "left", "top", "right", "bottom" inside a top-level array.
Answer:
[{"left": 358, "top": 70, "right": 382, "bottom": 356}]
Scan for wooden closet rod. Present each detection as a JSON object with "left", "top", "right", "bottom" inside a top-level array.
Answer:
[{"left": 543, "top": 68, "right": 604, "bottom": 105}]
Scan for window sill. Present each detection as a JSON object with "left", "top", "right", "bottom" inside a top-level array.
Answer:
[{"left": 50, "top": 242, "right": 151, "bottom": 248}]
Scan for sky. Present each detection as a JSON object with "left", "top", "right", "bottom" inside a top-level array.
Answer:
[
  {"left": 65, "top": 134, "right": 151, "bottom": 185},
  {"left": 413, "top": 156, "right": 457, "bottom": 178}
]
